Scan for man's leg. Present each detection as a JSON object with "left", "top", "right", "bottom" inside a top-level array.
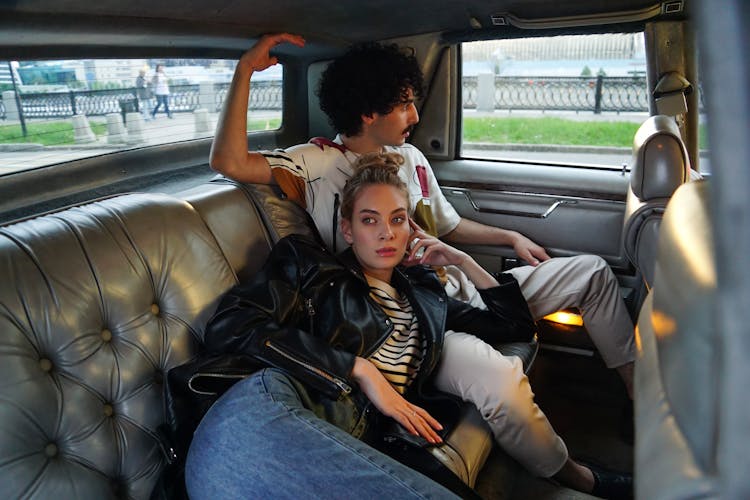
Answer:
[
  {"left": 185, "top": 368, "right": 457, "bottom": 500},
  {"left": 433, "top": 331, "right": 569, "bottom": 478},
  {"left": 508, "top": 255, "right": 635, "bottom": 397},
  {"left": 444, "top": 257, "right": 634, "bottom": 390},
  {"left": 507, "top": 255, "right": 635, "bottom": 369}
]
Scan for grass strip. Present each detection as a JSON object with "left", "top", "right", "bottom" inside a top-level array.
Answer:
[{"left": 0, "top": 121, "right": 107, "bottom": 145}]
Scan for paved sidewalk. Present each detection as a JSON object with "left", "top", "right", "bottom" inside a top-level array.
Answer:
[{"left": 0, "top": 111, "right": 224, "bottom": 174}]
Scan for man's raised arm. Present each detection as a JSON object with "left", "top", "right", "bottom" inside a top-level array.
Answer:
[{"left": 210, "top": 33, "right": 305, "bottom": 184}]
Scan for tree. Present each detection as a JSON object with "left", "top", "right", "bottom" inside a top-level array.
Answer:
[{"left": 581, "top": 65, "right": 592, "bottom": 76}]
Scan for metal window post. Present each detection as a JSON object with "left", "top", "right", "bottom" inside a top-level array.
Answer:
[{"left": 7, "top": 61, "right": 27, "bottom": 136}]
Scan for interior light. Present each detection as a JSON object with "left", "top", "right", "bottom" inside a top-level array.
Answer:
[
  {"left": 543, "top": 310, "right": 584, "bottom": 327},
  {"left": 650, "top": 309, "right": 676, "bottom": 339},
  {"left": 635, "top": 324, "right": 642, "bottom": 352}
]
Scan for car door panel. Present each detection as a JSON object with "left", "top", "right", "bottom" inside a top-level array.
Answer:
[{"left": 433, "top": 159, "right": 631, "bottom": 271}]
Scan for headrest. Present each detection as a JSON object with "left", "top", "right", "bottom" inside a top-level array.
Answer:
[{"left": 631, "top": 115, "right": 691, "bottom": 200}]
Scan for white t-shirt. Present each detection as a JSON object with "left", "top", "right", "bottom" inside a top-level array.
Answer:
[
  {"left": 152, "top": 72, "right": 170, "bottom": 96},
  {"left": 260, "top": 135, "right": 461, "bottom": 252}
]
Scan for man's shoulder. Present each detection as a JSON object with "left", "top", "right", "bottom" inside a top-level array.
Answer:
[
  {"left": 275, "top": 139, "right": 349, "bottom": 159},
  {"left": 265, "top": 139, "right": 352, "bottom": 181}
]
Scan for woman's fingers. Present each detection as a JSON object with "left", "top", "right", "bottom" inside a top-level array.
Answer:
[
  {"left": 398, "top": 405, "right": 443, "bottom": 444},
  {"left": 408, "top": 218, "right": 425, "bottom": 233},
  {"left": 416, "top": 406, "right": 444, "bottom": 431}
]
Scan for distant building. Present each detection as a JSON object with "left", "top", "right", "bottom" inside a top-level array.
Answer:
[
  {"left": 7, "top": 57, "right": 275, "bottom": 92},
  {"left": 463, "top": 33, "right": 646, "bottom": 77},
  {"left": 464, "top": 33, "right": 644, "bottom": 62},
  {"left": 17, "top": 62, "right": 77, "bottom": 86},
  {"left": 83, "top": 59, "right": 147, "bottom": 86}
]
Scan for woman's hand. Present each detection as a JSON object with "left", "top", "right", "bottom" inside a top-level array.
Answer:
[
  {"left": 238, "top": 33, "right": 305, "bottom": 73},
  {"left": 351, "top": 357, "right": 443, "bottom": 444},
  {"left": 404, "top": 219, "right": 499, "bottom": 289},
  {"left": 403, "top": 220, "right": 469, "bottom": 268}
]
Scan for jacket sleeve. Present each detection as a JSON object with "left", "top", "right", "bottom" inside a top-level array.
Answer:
[
  {"left": 204, "top": 236, "right": 356, "bottom": 400},
  {"left": 444, "top": 273, "right": 536, "bottom": 345}
]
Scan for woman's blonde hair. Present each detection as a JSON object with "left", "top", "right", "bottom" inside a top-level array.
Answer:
[{"left": 340, "top": 152, "right": 409, "bottom": 219}]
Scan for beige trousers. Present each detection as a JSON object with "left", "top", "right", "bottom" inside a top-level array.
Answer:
[
  {"left": 434, "top": 254, "right": 635, "bottom": 476},
  {"left": 445, "top": 254, "right": 635, "bottom": 368}
]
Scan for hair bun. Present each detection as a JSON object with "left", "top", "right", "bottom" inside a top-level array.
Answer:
[
  {"left": 354, "top": 152, "right": 404, "bottom": 176},
  {"left": 340, "top": 152, "right": 409, "bottom": 220}
]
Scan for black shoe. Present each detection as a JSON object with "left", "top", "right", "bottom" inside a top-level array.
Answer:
[{"left": 588, "top": 462, "right": 633, "bottom": 500}]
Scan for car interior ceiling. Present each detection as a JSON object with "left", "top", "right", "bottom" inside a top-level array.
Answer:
[{"left": 0, "top": 1, "right": 685, "bottom": 58}]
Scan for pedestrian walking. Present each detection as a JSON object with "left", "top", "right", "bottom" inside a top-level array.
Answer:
[{"left": 151, "top": 64, "right": 172, "bottom": 119}]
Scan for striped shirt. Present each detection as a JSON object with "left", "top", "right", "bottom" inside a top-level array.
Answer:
[{"left": 365, "top": 275, "right": 426, "bottom": 394}]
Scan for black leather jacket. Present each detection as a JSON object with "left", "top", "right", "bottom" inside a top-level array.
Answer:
[{"left": 203, "top": 234, "right": 535, "bottom": 401}]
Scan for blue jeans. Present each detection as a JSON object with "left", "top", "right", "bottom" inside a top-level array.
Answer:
[
  {"left": 152, "top": 94, "right": 171, "bottom": 117},
  {"left": 185, "top": 368, "right": 457, "bottom": 499}
]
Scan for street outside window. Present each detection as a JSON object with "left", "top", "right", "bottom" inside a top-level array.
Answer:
[{"left": 0, "top": 58, "right": 282, "bottom": 175}]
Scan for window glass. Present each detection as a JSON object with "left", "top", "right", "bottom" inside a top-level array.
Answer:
[
  {"left": 461, "top": 33, "right": 648, "bottom": 168},
  {"left": 0, "top": 58, "right": 282, "bottom": 175}
]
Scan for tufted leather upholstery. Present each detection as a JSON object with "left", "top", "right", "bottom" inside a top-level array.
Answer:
[
  {"left": 622, "top": 115, "right": 691, "bottom": 292},
  {"left": 634, "top": 180, "right": 719, "bottom": 498},
  {"left": 0, "top": 184, "right": 274, "bottom": 499},
  {"left": 0, "top": 178, "right": 536, "bottom": 498}
]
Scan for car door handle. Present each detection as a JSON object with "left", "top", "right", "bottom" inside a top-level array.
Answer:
[
  {"left": 452, "top": 190, "right": 578, "bottom": 219},
  {"left": 539, "top": 199, "right": 579, "bottom": 218}
]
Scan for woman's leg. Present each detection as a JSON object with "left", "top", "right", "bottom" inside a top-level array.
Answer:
[
  {"left": 432, "top": 332, "right": 631, "bottom": 496},
  {"left": 185, "top": 368, "right": 458, "bottom": 500},
  {"left": 151, "top": 96, "right": 162, "bottom": 116},
  {"left": 164, "top": 96, "right": 172, "bottom": 118},
  {"left": 433, "top": 331, "right": 568, "bottom": 478}
]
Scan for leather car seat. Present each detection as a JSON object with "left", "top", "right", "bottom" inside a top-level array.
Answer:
[
  {"left": 635, "top": 180, "right": 718, "bottom": 499},
  {"left": 622, "top": 115, "right": 692, "bottom": 294}
]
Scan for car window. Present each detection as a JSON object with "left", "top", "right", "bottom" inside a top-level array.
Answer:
[
  {"left": 461, "top": 33, "right": 650, "bottom": 169},
  {"left": 0, "top": 58, "right": 282, "bottom": 175}
]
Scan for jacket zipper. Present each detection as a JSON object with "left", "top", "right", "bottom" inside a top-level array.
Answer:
[
  {"left": 362, "top": 318, "right": 395, "bottom": 359},
  {"left": 358, "top": 285, "right": 397, "bottom": 358},
  {"left": 305, "top": 297, "right": 315, "bottom": 333},
  {"left": 265, "top": 340, "right": 352, "bottom": 395}
]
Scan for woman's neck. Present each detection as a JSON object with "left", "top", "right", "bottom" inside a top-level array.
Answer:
[{"left": 362, "top": 269, "right": 393, "bottom": 285}]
